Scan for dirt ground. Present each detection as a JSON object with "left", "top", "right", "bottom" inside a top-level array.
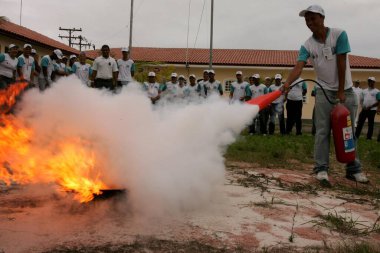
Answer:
[{"left": 0, "top": 162, "right": 380, "bottom": 253}]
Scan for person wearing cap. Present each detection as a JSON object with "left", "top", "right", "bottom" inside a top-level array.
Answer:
[
  {"left": 161, "top": 72, "right": 179, "bottom": 101},
  {"left": 248, "top": 74, "right": 268, "bottom": 134},
  {"left": 204, "top": 70, "right": 223, "bottom": 97},
  {"left": 143, "top": 72, "right": 161, "bottom": 104},
  {"left": 355, "top": 77, "right": 380, "bottom": 140},
  {"left": 282, "top": 5, "right": 368, "bottom": 184},
  {"left": 197, "top": 70, "right": 210, "bottom": 98},
  {"left": 72, "top": 52, "right": 92, "bottom": 85},
  {"left": 230, "top": 71, "right": 251, "bottom": 103},
  {"left": 17, "top": 44, "right": 35, "bottom": 83},
  {"left": 0, "top": 44, "right": 19, "bottom": 89},
  {"left": 268, "top": 74, "right": 285, "bottom": 135},
  {"left": 117, "top": 47, "right": 135, "bottom": 87},
  {"left": 66, "top": 54, "right": 77, "bottom": 74},
  {"left": 352, "top": 80, "right": 362, "bottom": 127},
  {"left": 183, "top": 74, "right": 201, "bottom": 100},
  {"left": 175, "top": 75, "right": 187, "bottom": 99},
  {"left": 285, "top": 77, "right": 307, "bottom": 135},
  {"left": 30, "top": 49, "right": 40, "bottom": 87},
  {"left": 56, "top": 56, "right": 69, "bottom": 78},
  {"left": 90, "top": 45, "right": 118, "bottom": 90},
  {"left": 38, "top": 49, "right": 63, "bottom": 90}
]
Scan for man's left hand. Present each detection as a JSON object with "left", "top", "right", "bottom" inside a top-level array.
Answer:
[{"left": 337, "top": 90, "right": 346, "bottom": 103}]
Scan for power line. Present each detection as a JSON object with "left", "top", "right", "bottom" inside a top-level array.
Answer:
[
  {"left": 185, "top": 0, "right": 192, "bottom": 68},
  {"left": 193, "top": 0, "right": 207, "bottom": 49},
  {"left": 58, "top": 27, "right": 82, "bottom": 47}
]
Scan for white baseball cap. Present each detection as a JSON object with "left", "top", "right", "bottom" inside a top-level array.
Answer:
[
  {"left": 189, "top": 74, "right": 196, "bottom": 78},
  {"left": 178, "top": 75, "right": 185, "bottom": 80},
  {"left": 53, "top": 49, "right": 63, "bottom": 59},
  {"left": 31, "top": 49, "right": 37, "bottom": 54},
  {"left": 69, "top": 54, "right": 77, "bottom": 59},
  {"left": 368, "top": 77, "right": 376, "bottom": 82},
  {"left": 236, "top": 71, "right": 243, "bottom": 75},
  {"left": 275, "top": 74, "right": 282, "bottom": 80},
  {"left": 148, "top": 72, "right": 156, "bottom": 77},
  {"left": 23, "top": 43, "right": 32, "bottom": 49},
  {"left": 265, "top": 76, "right": 271, "bottom": 80},
  {"left": 203, "top": 69, "right": 209, "bottom": 73},
  {"left": 171, "top": 73, "right": 178, "bottom": 78},
  {"left": 252, "top": 74, "right": 260, "bottom": 79},
  {"left": 209, "top": 70, "right": 215, "bottom": 74},
  {"left": 121, "top": 47, "right": 129, "bottom": 52},
  {"left": 299, "top": 5, "right": 325, "bottom": 17},
  {"left": 8, "top": 44, "right": 18, "bottom": 49}
]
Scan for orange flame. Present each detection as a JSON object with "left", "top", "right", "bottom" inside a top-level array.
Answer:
[{"left": 0, "top": 83, "right": 108, "bottom": 202}]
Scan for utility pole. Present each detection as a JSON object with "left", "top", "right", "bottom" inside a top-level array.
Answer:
[
  {"left": 209, "top": 0, "right": 214, "bottom": 69},
  {"left": 58, "top": 27, "right": 82, "bottom": 47},
  {"left": 19, "top": 0, "right": 23, "bottom": 25},
  {"left": 129, "top": 0, "right": 134, "bottom": 56},
  {"left": 71, "top": 35, "right": 93, "bottom": 51}
]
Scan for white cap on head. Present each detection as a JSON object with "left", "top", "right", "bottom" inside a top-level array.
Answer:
[
  {"left": 275, "top": 74, "right": 282, "bottom": 80},
  {"left": 148, "top": 72, "right": 156, "bottom": 77},
  {"left": 252, "top": 74, "right": 260, "bottom": 79},
  {"left": 299, "top": 5, "right": 325, "bottom": 17},
  {"left": 368, "top": 77, "right": 376, "bottom": 82},
  {"left": 69, "top": 54, "right": 77, "bottom": 59},
  {"left": 171, "top": 73, "right": 178, "bottom": 78},
  {"left": 209, "top": 70, "right": 215, "bottom": 74},
  {"left": 178, "top": 75, "right": 185, "bottom": 79},
  {"left": 31, "top": 49, "right": 37, "bottom": 54},
  {"left": 265, "top": 76, "right": 271, "bottom": 80},
  {"left": 121, "top": 47, "right": 129, "bottom": 52},
  {"left": 189, "top": 74, "right": 196, "bottom": 78},
  {"left": 23, "top": 43, "right": 32, "bottom": 49},
  {"left": 8, "top": 44, "right": 18, "bottom": 49},
  {"left": 203, "top": 69, "right": 209, "bottom": 73},
  {"left": 236, "top": 71, "right": 243, "bottom": 75},
  {"left": 53, "top": 49, "right": 63, "bottom": 59}
]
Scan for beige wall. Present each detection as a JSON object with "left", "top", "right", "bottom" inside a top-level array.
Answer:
[
  {"left": 0, "top": 35, "right": 54, "bottom": 59},
  {"left": 168, "top": 64, "right": 380, "bottom": 122}
]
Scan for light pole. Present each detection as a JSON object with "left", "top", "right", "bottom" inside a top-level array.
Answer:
[
  {"left": 209, "top": 0, "right": 214, "bottom": 69},
  {"left": 129, "top": 0, "right": 134, "bottom": 57}
]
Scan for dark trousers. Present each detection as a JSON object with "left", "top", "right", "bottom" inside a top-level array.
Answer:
[
  {"left": 94, "top": 78, "right": 114, "bottom": 89},
  {"left": 355, "top": 109, "right": 377, "bottom": 139},
  {"left": 286, "top": 99, "right": 303, "bottom": 135},
  {"left": 312, "top": 107, "right": 316, "bottom": 135},
  {"left": 249, "top": 112, "right": 267, "bottom": 134}
]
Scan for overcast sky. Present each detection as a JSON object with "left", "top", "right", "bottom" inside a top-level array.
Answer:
[{"left": 1, "top": 0, "right": 379, "bottom": 58}]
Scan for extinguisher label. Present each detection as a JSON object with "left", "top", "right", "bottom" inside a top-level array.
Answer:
[
  {"left": 347, "top": 115, "right": 352, "bottom": 127},
  {"left": 342, "top": 127, "right": 355, "bottom": 153}
]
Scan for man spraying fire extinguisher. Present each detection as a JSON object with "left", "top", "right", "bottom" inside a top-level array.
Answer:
[{"left": 283, "top": 4, "right": 369, "bottom": 186}]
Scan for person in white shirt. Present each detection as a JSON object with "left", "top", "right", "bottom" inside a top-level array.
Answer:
[
  {"left": 0, "top": 44, "right": 19, "bottom": 89},
  {"left": 17, "top": 44, "right": 35, "bottom": 83},
  {"left": 90, "top": 44, "right": 118, "bottom": 90},
  {"left": 117, "top": 47, "right": 135, "bottom": 87},
  {"left": 355, "top": 77, "right": 380, "bottom": 140},
  {"left": 198, "top": 70, "right": 209, "bottom": 98},
  {"left": 249, "top": 74, "right": 268, "bottom": 134},
  {"left": 268, "top": 74, "right": 285, "bottom": 135},
  {"left": 230, "top": 71, "right": 251, "bottom": 103},
  {"left": 30, "top": 49, "right": 40, "bottom": 87},
  {"left": 143, "top": 71, "right": 161, "bottom": 104},
  {"left": 352, "top": 80, "right": 362, "bottom": 127},
  {"left": 176, "top": 75, "right": 187, "bottom": 99},
  {"left": 183, "top": 74, "right": 201, "bottom": 100},
  {"left": 204, "top": 70, "right": 223, "bottom": 97},
  {"left": 72, "top": 52, "right": 92, "bottom": 85},
  {"left": 39, "top": 49, "right": 63, "bottom": 91},
  {"left": 161, "top": 72, "right": 179, "bottom": 101},
  {"left": 286, "top": 77, "right": 307, "bottom": 135}
]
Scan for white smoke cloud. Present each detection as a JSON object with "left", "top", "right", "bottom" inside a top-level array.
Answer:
[{"left": 16, "top": 76, "right": 258, "bottom": 215}]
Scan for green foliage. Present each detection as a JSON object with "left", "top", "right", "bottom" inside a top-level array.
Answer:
[{"left": 133, "top": 61, "right": 175, "bottom": 84}]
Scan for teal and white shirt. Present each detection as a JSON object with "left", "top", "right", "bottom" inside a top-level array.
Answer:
[
  {"left": 204, "top": 80, "right": 223, "bottom": 96},
  {"left": 361, "top": 88, "right": 380, "bottom": 110},
  {"left": 183, "top": 84, "right": 200, "bottom": 98},
  {"left": 0, "top": 53, "right": 18, "bottom": 78},
  {"left": 287, "top": 78, "right": 307, "bottom": 101},
  {"left": 17, "top": 54, "right": 35, "bottom": 81},
  {"left": 197, "top": 80, "right": 208, "bottom": 98},
  {"left": 72, "top": 62, "right": 92, "bottom": 85},
  {"left": 117, "top": 59, "right": 135, "bottom": 82},
  {"left": 250, "top": 83, "right": 267, "bottom": 99},
  {"left": 143, "top": 82, "right": 160, "bottom": 98},
  {"left": 298, "top": 27, "right": 352, "bottom": 91},
  {"left": 269, "top": 84, "right": 284, "bottom": 104},
  {"left": 39, "top": 55, "right": 54, "bottom": 82},
  {"left": 230, "top": 81, "right": 251, "bottom": 102}
]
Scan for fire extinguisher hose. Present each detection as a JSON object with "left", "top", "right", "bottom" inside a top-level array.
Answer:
[{"left": 289, "top": 79, "right": 335, "bottom": 105}]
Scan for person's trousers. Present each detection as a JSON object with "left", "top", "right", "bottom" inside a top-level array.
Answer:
[
  {"left": 94, "top": 78, "right": 114, "bottom": 89},
  {"left": 249, "top": 111, "right": 267, "bottom": 134},
  {"left": 269, "top": 103, "right": 285, "bottom": 135},
  {"left": 314, "top": 88, "right": 361, "bottom": 174},
  {"left": 286, "top": 99, "right": 303, "bottom": 135},
  {"left": 355, "top": 109, "right": 376, "bottom": 140}
]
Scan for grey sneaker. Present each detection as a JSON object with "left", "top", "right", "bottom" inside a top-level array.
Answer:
[
  {"left": 346, "top": 172, "right": 369, "bottom": 184},
  {"left": 316, "top": 171, "right": 331, "bottom": 187}
]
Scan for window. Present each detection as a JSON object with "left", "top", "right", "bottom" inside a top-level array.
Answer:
[{"left": 224, "top": 79, "right": 234, "bottom": 93}]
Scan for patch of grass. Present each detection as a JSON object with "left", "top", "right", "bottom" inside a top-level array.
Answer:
[{"left": 328, "top": 241, "right": 380, "bottom": 253}]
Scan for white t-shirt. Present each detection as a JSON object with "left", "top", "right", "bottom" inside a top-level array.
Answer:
[
  {"left": 0, "top": 53, "right": 18, "bottom": 78},
  {"left": 269, "top": 84, "right": 284, "bottom": 104},
  {"left": 352, "top": 87, "right": 363, "bottom": 104},
  {"left": 73, "top": 62, "right": 92, "bottom": 84},
  {"left": 39, "top": 55, "right": 54, "bottom": 82},
  {"left": 287, "top": 78, "right": 306, "bottom": 101},
  {"left": 204, "top": 80, "right": 222, "bottom": 96},
  {"left": 231, "top": 81, "right": 250, "bottom": 101},
  {"left": 250, "top": 83, "right": 267, "bottom": 99},
  {"left": 362, "top": 88, "right": 380, "bottom": 110},
  {"left": 117, "top": 59, "right": 134, "bottom": 81},
  {"left": 92, "top": 56, "right": 118, "bottom": 79},
  {"left": 17, "top": 54, "right": 35, "bottom": 81},
  {"left": 183, "top": 84, "right": 200, "bottom": 98},
  {"left": 143, "top": 82, "right": 160, "bottom": 98}
]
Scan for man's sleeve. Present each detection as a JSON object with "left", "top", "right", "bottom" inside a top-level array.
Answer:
[
  {"left": 336, "top": 31, "right": 351, "bottom": 54},
  {"left": 0, "top": 54, "right": 5, "bottom": 62},
  {"left": 112, "top": 60, "right": 118, "bottom": 72},
  {"left": 376, "top": 92, "right": 380, "bottom": 101},
  {"left": 245, "top": 85, "right": 252, "bottom": 97},
  {"left": 41, "top": 57, "right": 49, "bottom": 68},
  {"left": 302, "top": 82, "right": 307, "bottom": 90},
  {"left": 92, "top": 60, "right": 98, "bottom": 71},
  {"left": 297, "top": 45, "right": 310, "bottom": 63},
  {"left": 72, "top": 63, "right": 77, "bottom": 73},
  {"left": 131, "top": 63, "right": 135, "bottom": 72},
  {"left": 17, "top": 57, "right": 25, "bottom": 67},
  {"left": 264, "top": 86, "right": 268, "bottom": 94},
  {"left": 31, "top": 61, "right": 35, "bottom": 71}
]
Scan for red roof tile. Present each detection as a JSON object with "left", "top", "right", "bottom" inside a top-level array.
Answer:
[
  {"left": 0, "top": 20, "right": 79, "bottom": 55},
  {"left": 86, "top": 47, "right": 380, "bottom": 69}
]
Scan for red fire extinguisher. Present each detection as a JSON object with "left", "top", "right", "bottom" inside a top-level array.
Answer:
[{"left": 331, "top": 103, "right": 356, "bottom": 163}]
